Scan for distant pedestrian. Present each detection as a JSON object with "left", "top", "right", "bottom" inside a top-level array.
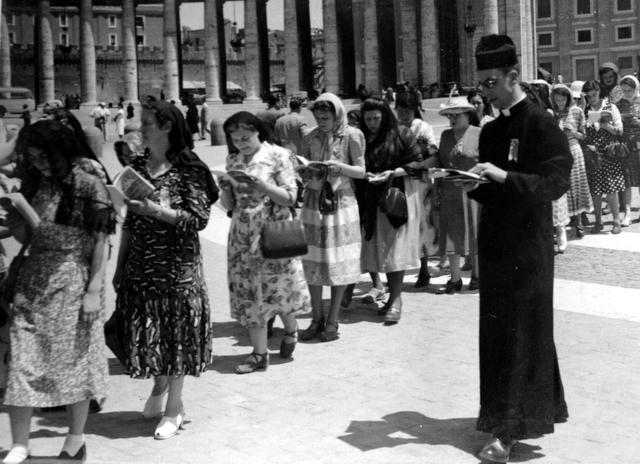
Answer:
[
  {"left": 20, "top": 104, "right": 31, "bottom": 127},
  {"left": 466, "top": 34, "right": 571, "bottom": 463},
  {"left": 273, "top": 97, "right": 309, "bottom": 155},
  {"left": 255, "top": 95, "right": 285, "bottom": 143},
  {"left": 89, "top": 102, "right": 109, "bottom": 142},
  {"left": 114, "top": 103, "right": 125, "bottom": 139},
  {"left": 199, "top": 101, "right": 209, "bottom": 140},
  {"left": 185, "top": 97, "right": 199, "bottom": 141},
  {"left": 126, "top": 101, "right": 135, "bottom": 120}
]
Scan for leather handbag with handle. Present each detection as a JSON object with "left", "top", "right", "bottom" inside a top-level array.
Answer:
[
  {"left": 378, "top": 174, "right": 408, "bottom": 220},
  {"left": 261, "top": 201, "right": 308, "bottom": 259}
]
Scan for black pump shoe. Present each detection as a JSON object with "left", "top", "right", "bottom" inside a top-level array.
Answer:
[
  {"left": 435, "top": 279, "right": 463, "bottom": 295},
  {"left": 279, "top": 330, "right": 298, "bottom": 359},
  {"left": 58, "top": 443, "right": 87, "bottom": 462}
]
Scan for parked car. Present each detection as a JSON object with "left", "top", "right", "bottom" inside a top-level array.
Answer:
[{"left": 0, "top": 87, "right": 35, "bottom": 115}]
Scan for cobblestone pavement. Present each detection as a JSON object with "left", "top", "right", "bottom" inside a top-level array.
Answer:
[{"left": 1, "top": 139, "right": 639, "bottom": 463}]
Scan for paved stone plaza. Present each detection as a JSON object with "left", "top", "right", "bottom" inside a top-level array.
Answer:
[{"left": 1, "top": 115, "right": 639, "bottom": 463}]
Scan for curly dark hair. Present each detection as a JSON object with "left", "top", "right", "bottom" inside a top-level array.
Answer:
[{"left": 360, "top": 97, "right": 398, "bottom": 144}]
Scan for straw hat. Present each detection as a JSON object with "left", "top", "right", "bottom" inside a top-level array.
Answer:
[
  {"left": 569, "top": 80, "right": 585, "bottom": 99},
  {"left": 439, "top": 96, "right": 475, "bottom": 115}
]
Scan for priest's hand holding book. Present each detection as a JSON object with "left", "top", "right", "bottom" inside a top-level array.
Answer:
[{"left": 458, "top": 162, "right": 507, "bottom": 191}]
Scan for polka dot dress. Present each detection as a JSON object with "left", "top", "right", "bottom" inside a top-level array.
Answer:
[{"left": 585, "top": 119, "right": 625, "bottom": 195}]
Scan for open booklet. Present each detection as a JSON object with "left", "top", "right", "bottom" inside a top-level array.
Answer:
[
  {"left": 587, "top": 109, "right": 613, "bottom": 125},
  {"left": 0, "top": 192, "right": 40, "bottom": 229},
  {"left": 294, "top": 155, "right": 329, "bottom": 175},
  {"left": 106, "top": 166, "right": 155, "bottom": 217},
  {"left": 210, "top": 169, "right": 258, "bottom": 185},
  {"left": 427, "top": 168, "right": 489, "bottom": 183}
]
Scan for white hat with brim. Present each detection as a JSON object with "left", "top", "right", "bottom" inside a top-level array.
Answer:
[
  {"left": 438, "top": 96, "right": 476, "bottom": 115},
  {"left": 569, "top": 81, "right": 585, "bottom": 99}
]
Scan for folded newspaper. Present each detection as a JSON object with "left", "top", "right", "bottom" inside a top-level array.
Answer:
[
  {"left": 427, "top": 168, "right": 489, "bottom": 183},
  {"left": 106, "top": 166, "right": 155, "bottom": 217},
  {"left": 0, "top": 192, "right": 40, "bottom": 229}
]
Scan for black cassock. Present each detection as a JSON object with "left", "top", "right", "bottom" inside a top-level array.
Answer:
[{"left": 468, "top": 98, "right": 571, "bottom": 440}]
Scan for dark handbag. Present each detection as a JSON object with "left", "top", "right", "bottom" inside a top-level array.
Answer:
[
  {"left": 0, "top": 240, "right": 30, "bottom": 326},
  {"left": 379, "top": 175, "right": 408, "bottom": 220},
  {"left": 261, "top": 202, "right": 308, "bottom": 259},
  {"left": 104, "top": 310, "right": 127, "bottom": 365},
  {"left": 605, "top": 140, "right": 630, "bottom": 160}
]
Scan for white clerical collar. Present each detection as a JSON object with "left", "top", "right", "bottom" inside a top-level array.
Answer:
[{"left": 500, "top": 94, "right": 527, "bottom": 117}]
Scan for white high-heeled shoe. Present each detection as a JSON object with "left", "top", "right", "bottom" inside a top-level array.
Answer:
[
  {"left": 154, "top": 411, "right": 185, "bottom": 440},
  {"left": 142, "top": 389, "right": 168, "bottom": 419},
  {"left": 2, "top": 445, "right": 30, "bottom": 464}
]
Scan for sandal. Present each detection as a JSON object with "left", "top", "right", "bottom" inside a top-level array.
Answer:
[
  {"left": 301, "top": 318, "right": 325, "bottom": 341},
  {"left": 279, "top": 329, "right": 298, "bottom": 359},
  {"left": 235, "top": 352, "right": 269, "bottom": 374},
  {"left": 319, "top": 321, "right": 339, "bottom": 342}
]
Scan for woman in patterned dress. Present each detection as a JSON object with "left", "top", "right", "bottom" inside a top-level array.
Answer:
[
  {"left": 114, "top": 99, "right": 218, "bottom": 440},
  {"left": 583, "top": 80, "right": 624, "bottom": 234},
  {"left": 2, "top": 120, "right": 115, "bottom": 464},
  {"left": 220, "top": 111, "right": 311, "bottom": 374},
  {"left": 616, "top": 75, "right": 640, "bottom": 226},
  {"left": 551, "top": 84, "right": 593, "bottom": 239},
  {"left": 299, "top": 93, "right": 366, "bottom": 342}
]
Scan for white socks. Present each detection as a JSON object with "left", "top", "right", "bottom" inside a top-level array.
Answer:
[
  {"left": 60, "top": 433, "right": 84, "bottom": 457},
  {"left": 2, "top": 445, "right": 29, "bottom": 464}
]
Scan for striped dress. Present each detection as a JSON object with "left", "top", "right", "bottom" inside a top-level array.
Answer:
[{"left": 300, "top": 124, "right": 365, "bottom": 286}]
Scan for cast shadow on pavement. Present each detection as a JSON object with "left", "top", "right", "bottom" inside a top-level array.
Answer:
[
  {"left": 338, "top": 411, "right": 545, "bottom": 462},
  {"left": 34, "top": 410, "right": 167, "bottom": 439}
]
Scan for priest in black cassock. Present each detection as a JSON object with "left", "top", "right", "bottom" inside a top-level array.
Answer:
[{"left": 464, "top": 35, "right": 571, "bottom": 463}]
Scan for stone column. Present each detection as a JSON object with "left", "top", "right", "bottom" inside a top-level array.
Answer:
[
  {"left": 484, "top": 0, "right": 499, "bottom": 35},
  {"left": 122, "top": 0, "right": 139, "bottom": 104},
  {"left": 36, "top": 0, "right": 54, "bottom": 104},
  {"left": 163, "top": 0, "right": 180, "bottom": 102},
  {"left": 363, "top": 0, "right": 379, "bottom": 92},
  {"left": 204, "top": 0, "right": 222, "bottom": 104},
  {"left": 244, "top": 0, "right": 262, "bottom": 102},
  {"left": 516, "top": 0, "right": 535, "bottom": 82},
  {"left": 79, "top": 0, "right": 97, "bottom": 107},
  {"left": 284, "top": 0, "right": 301, "bottom": 94},
  {"left": 322, "top": 0, "right": 340, "bottom": 94},
  {"left": 0, "top": 8, "right": 11, "bottom": 88},
  {"left": 352, "top": 0, "right": 365, "bottom": 88},
  {"left": 420, "top": 0, "right": 439, "bottom": 88}
]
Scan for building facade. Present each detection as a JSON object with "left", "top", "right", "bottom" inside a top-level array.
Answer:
[{"left": 536, "top": 0, "right": 640, "bottom": 81}]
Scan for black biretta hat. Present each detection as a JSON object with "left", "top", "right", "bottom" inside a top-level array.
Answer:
[{"left": 475, "top": 34, "right": 518, "bottom": 71}]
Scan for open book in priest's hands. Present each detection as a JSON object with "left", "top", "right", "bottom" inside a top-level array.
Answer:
[
  {"left": 427, "top": 168, "right": 489, "bottom": 183},
  {"left": 106, "top": 166, "right": 156, "bottom": 217},
  {"left": 0, "top": 192, "right": 41, "bottom": 229}
]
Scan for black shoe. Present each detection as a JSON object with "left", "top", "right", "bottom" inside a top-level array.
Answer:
[
  {"left": 319, "top": 322, "right": 339, "bottom": 342},
  {"left": 414, "top": 269, "right": 430, "bottom": 288},
  {"left": 58, "top": 443, "right": 86, "bottom": 461},
  {"left": 467, "top": 277, "right": 480, "bottom": 291},
  {"left": 267, "top": 316, "right": 275, "bottom": 338},
  {"left": 435, "top": 279, "right": 463, "bottom": 294},
  {"left": 300, "top": 318, "right": 324, "bottom": 341},
  {"left": 575, "top": 225, "right": 584, "bottom": 238},
  {"left": 341, "top": 284, "right": 355, "bottom": 308},
  {"left": 89, "top": 398, "right": 104, "bottom": 413},
  {"left": 279, "top": 329, "right": 298, "bottom": 359},
  {"left": 383, "top": 306, "right": 402, "bottom": 325}
]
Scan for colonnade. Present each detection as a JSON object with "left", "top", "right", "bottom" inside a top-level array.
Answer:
[{"left": 2, "top": 0, "right": 534, "bottom": 107}]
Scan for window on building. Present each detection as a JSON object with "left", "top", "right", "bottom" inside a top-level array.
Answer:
[
  {"left": 108, "top": 33, "right": 117, "bottom": 47},
  {"left": 108, "top": 15, "right": 117, "bottom": 28},
  {"left": 7, "top": 32, "right": 15, "bottom": 44},
  {"left": 60, "top": 33, "right": 69, "bottom": 46},
  {"left": 7, "top": 14, "right": 15, "bottom": 26},
  {"left": 575, "top": 57, "right": 596, "bottom": 80},
  {"left": 576, "top": 29, "right": 593, "bottom": 43},
  {"left": 58, "top": 13, "right": 68, "bottom": 27},
  {"left": 136, "top": 34, "right": 145, "bottom": 47},
  {"left": 618, "top": 56, "right": 633, "bottom": 70},
  {"left": 576, "top": 0, "right": 591, "bottom": 15},
  {"left": 537, "top": 0, "right": 552, "bottom": 18},
  {"left": 135, "top": 16, "right": 145, "bottom": 28},
  {"left": 616, "top": 0, "right": 632, "bottom": 12},
  {"left": 616, "top": 25, "right": 633, "bottom": 41},
  {"left": 538, "top": 32, "right": 553, "bottom": 47}
]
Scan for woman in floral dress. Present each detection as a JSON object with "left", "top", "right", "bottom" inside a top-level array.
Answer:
[
  {"left": 220, "top": 111, "right": 310, "bottom": 374},
  {"left": 298, "top": 93, "right": 366, "bottom": 342},
  {"left": 551, "top": 84, "right": 593, "bottom": 239},
  {"left": 2, "top": 120, "right": 115, "bottom": 464},
  {"left": 583, "top": 80, "right": 624, "bottom": 234},
  {"left": 616, "top": 75, "right": 640, "bottom": 226},
  {"left": 114, "top": 100, "right": 218, "bottom": 440}
]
